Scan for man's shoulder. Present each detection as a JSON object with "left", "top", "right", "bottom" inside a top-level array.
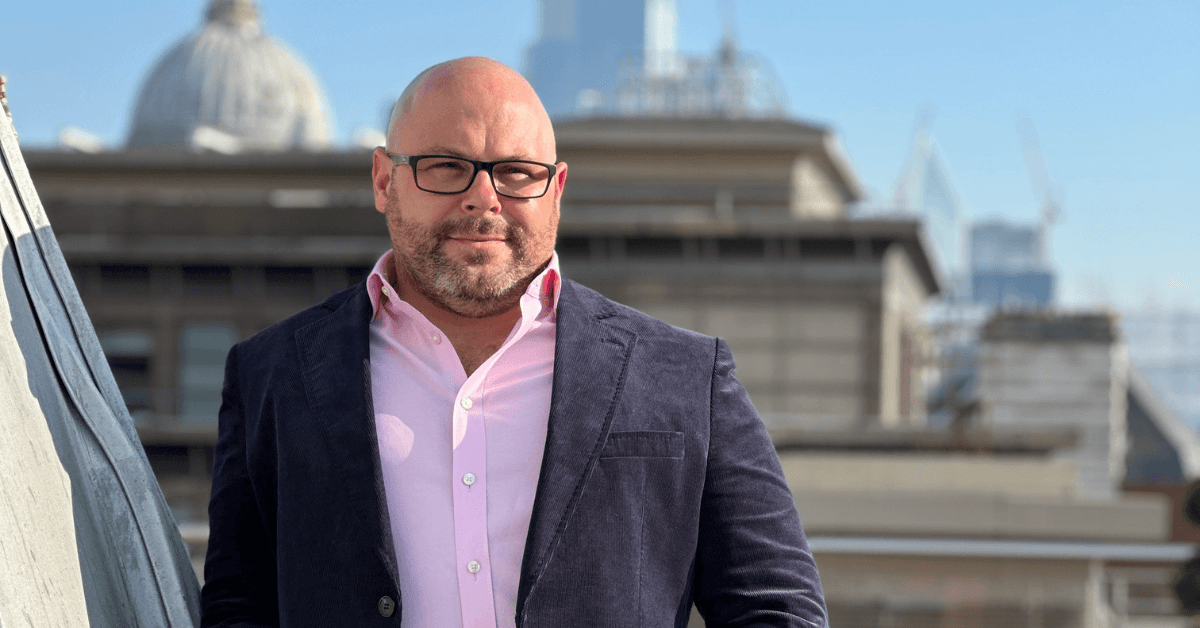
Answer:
[
  {"left": 235, "top": 282, "right": 367, "bottom": 357},
  {"left": 561, "top": 278, "right": 714, "bottom": 348}
]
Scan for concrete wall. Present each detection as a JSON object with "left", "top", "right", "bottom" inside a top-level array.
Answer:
[
  {"left": 793, "top": 489, "right": 1168, "bottom": 541},
  {"left": 980, "top": 333, "right": 1129, "bottom": 500},
  {"left": 563, "top": 147, "right": 796, "bottom": 186},
  {"left": 0, "top": 257, "right": 90, "bottom": 626},
  {"left": 790, "top": 155, "right": 842, "bottom": 219},
  {"left": 601, "top": 275, "right": 876, "bottom": 426},
  {"left": 553, "top": 117, "right": 862, "bottom": 222},
  {"left": 782, "top": 449, "right": 1170, "bottom": 542},
  {"left": 2, "top": 116, "right": 199, "bottom": 627},
  {"left": 644, "top": 299, "right": 866, "bottom": 420},
  {"left": 780, "top": 452, "right": 1078, "bottom": 499},
  {"left": 818, "top": 554, "right": 1090, "bottom": 627},
  {"left": 879, "top": 243, "right": 933, "bottom": 427}
]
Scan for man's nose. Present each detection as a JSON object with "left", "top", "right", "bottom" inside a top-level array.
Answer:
[{"left": 461, "top": 167, "right": 501, "bottom": 212}]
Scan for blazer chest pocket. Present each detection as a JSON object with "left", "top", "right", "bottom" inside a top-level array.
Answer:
[{"left": 600, "top": 430, "right": 684, "bottom": 459}]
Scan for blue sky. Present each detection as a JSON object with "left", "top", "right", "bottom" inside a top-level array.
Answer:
[{"left": 3, "top": 0, "right": 1197, "bottom": 311}]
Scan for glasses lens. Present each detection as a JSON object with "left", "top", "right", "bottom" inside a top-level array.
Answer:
[
  {"left": 493, "top": 161, "right": 552, "bottom": 199},
  {"left": 413, "top": 157, "right": 475, "bottom": 193}
]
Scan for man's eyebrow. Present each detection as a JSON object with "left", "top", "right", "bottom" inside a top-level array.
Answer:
[
  {"left": 423, "top": 146, "right": 540, "bottom": 162},
  {"left": 423, "top": 146, "right": 466, "bottom": 157}
]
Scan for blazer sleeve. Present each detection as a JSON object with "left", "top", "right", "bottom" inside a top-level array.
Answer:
[
  {"left": 200, "top": 344, "right": 279, "bottom": 628},
  {"left": 692, "top": 338, "right": 827, "bottom": 627}
]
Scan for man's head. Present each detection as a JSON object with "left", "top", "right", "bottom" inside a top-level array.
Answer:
[{"left": 371, "top": 57, "right": 567, "bottom": 319}]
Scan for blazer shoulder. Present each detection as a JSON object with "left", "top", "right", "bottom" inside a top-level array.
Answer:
[
  {"left": 562, "top": 278, "right": 715, "bottom": 349},
  {"left": 234, "top": 281, "right": 368, "bottom": 359}
]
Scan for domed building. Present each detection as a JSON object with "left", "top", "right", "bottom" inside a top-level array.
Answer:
[{"left": 127, "top": 0, "right": 333, "bottom": 151}]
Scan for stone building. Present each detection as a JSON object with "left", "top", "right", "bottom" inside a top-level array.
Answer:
[{"left": 554, "top": 116, "right": 938, "bottom": 428}]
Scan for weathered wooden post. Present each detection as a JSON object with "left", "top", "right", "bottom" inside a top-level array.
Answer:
[{"left": 0, "top": 77, "right": 200, "bottom": 627}]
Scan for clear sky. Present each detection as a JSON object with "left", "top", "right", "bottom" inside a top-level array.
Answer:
[{"left": 2, "top": 0, "right": 1196, "bottom": 312}]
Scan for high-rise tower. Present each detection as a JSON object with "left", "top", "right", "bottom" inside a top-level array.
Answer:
[
  {"left": 525, "top": 0, "right": 786, "bottom": 120},
  {"left": 524, "top": 0, "right": 670, "bottom": 118}
]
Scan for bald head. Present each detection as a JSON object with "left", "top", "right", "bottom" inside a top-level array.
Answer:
[
  {"left": 385, "top": 57, "right": 555, "bottom": 158},
  {"left": 370, "top": 57, "right": 567, "bottom": 323}
]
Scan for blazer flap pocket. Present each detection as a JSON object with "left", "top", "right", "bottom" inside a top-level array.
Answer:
[{"left": 600, "top": 431, "right": 684, "bottom": 459}]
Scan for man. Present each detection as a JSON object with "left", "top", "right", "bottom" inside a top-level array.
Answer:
[{"left": 202, "top": 57, "right": 825, "bottom": 627}]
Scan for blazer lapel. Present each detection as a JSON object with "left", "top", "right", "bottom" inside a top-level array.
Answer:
[
  {"left": 293, "top": 285, "right": 399, "bottom": 588},
  {"left": 516, "top": 280, "right": 637, "bottom": 617}
]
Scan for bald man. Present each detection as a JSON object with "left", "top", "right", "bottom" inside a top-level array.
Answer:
[{"left": 201, "top": 58, "right": 826, "bottom": 628}]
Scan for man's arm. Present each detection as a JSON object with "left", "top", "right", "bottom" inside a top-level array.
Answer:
[
  {"left": 200, "top": 344, "right": 279, "bottom": 628},
  {"left": 692, "top": 339, "right": 827, "bottom": 627}
]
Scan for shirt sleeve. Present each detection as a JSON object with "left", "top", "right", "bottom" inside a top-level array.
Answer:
[{"left": 692, "top": 338, "right": 828, "bottom": 627}]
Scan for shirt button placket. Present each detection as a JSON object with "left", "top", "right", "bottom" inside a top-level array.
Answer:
[{"left": 453, "top": 388, "right": 493, "bottom": 624}]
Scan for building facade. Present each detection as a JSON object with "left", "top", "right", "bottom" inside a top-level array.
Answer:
[{"left": 25, "top": 111, "right": 940, "bottom": 531}]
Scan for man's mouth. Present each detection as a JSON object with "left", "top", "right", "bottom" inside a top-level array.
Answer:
[
  {"left": 442, "top": 234, "right": 510, "bottom": 256},
  {"left": 449, "top": 234, "right": 506, "bottom": 242}
]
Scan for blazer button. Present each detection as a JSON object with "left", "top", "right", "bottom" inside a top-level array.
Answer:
[{"left": 378, "top": 595, "right": 395, "bottom": 618}]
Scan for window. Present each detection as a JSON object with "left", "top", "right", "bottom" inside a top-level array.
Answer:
[
  {"left": 99, "top": 265, "right": 151, "bottom": 292},
  {"left": 98, "top": 330, "right": 155, "bottom": 424},
  {"left": 264, "top": 266, "right": 315, "bottom": 299},
  {"left": 177, "top": 323, "right": 238, "bottom": 425},
  {"left": 181, "top": 265, "right": 232, "bottom": 294}
]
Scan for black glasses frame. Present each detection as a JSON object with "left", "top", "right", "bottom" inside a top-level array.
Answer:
[{"left": 383, "top": 151, "right": 558, "bottom": 199}]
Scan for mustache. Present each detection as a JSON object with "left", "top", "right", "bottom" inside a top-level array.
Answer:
[{"left": 431, "top": 215, "right": 522, "bottom": 241}]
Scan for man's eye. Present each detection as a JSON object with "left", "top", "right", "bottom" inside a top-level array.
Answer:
[
  {"left": 429, "top": 160, "right": 467, "bottom": 171},
  {"left": 497, "top": 164, "right": 534, "bottom": 177}
]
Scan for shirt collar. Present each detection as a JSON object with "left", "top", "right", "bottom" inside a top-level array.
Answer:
[
  {"left": 367, "top": 250, "right": 562, "bottom": 322},
  {"left": 531, "top": 253, "right": 562, "bottom": 319}
]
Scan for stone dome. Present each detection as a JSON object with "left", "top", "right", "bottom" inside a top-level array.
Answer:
[{"left": 127, "top": 0, "right": 333, "bottom": 151}]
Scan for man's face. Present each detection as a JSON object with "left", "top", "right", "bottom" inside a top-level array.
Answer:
[{"left": 372, "top": 64, "right": 567, "bottom": 319}]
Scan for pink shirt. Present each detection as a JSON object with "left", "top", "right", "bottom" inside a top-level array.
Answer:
[{"left": 367, "top": 250, "right": 560, "bottom": 628}]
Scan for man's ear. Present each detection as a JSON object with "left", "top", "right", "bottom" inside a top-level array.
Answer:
[
  {"left": 553, "top": 161, "right": 569, "bottom": 198},
  {"left": 371, "top": 148, "right": 393, "bottom": 214}
]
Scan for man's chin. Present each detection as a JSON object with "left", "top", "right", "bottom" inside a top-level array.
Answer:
[
  {"left": 399, "top": 241, "right": 542, "bottom": 318},
  {"left": 429, "top": 282, "right": 524, "bottom": 318},
  {"left": 443, "top": 239, "right": 512, "bottom": 266},
  {"left": 420, "top": 264, "right": 524, "bottom": 317}
]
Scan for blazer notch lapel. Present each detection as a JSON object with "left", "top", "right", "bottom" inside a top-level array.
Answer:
[
  {"left": 517, "top": 282, "right": 638, "bottom": 616},
  {"left": 293, "top": 293, "right": 373, "bottom": 467},
  {"left": 293, "top": 287, "right": 399, "bottom": 588}
]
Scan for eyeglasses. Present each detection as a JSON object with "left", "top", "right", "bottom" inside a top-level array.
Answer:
[{"left": 383, "top": 151, "right": 557, "bottom": 199}]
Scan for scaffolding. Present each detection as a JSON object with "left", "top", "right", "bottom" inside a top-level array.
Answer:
[{"left": 605, "top": 35, "right": 789, "bottom": 119}]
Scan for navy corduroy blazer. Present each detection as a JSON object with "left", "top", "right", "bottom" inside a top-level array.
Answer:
[{"left": 201, "top": 278, "right": 826, "bottom": 627}]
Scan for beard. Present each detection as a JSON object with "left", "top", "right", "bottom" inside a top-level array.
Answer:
[{"left": 386, "top": 197, "right": 556, "bottom": 318}]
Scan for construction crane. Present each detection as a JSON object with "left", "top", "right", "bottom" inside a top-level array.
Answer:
[{"left": 1016, "top": 115, "right": 1062, "bottom": 267}]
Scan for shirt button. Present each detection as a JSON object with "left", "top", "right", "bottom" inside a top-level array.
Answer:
[
  {"left": 463, "top": 473, "right": 475, "bottom": 486},
  {"left": 381, "top": 284, "right": 390, "bottom": 297},
  {"left": 460, "top": 397, "right": 473, "bottom": 410},
  {"left": 378, "top": 595, "right": 395, "bottom": 617},
  {"left": 467, "top": 560, "right": 481, "bottom": 574},
  {"left": 432, "top": 333, "right": 441, "bottom": 344}
]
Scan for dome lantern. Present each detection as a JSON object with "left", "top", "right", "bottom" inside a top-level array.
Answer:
[{"left": 206, "top": 0, "right": 261, "bottom": 33}]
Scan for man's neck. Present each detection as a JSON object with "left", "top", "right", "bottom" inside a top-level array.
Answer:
[
  {"left": 389, "top": 275, "right": 524, "bottom": 377},
  {"left": 421, "top": 298, "right": 521, "bottom": 377}
]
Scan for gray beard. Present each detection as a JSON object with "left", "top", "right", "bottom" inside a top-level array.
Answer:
[{"left": 392, "top": 213, "right": 544, "bottom": 318}]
